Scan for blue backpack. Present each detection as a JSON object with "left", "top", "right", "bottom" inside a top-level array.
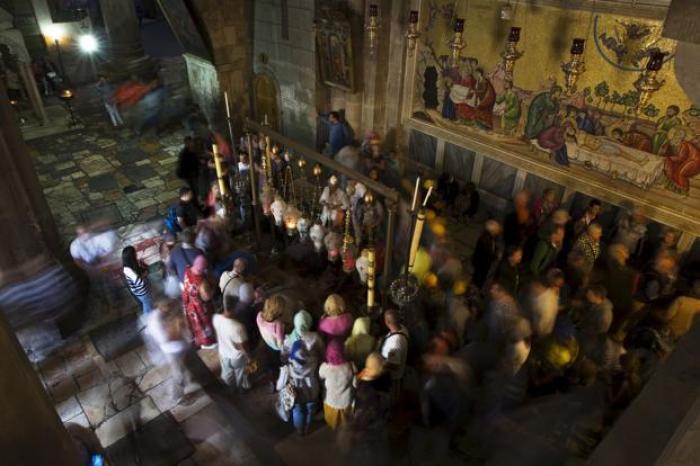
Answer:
[{"left": 164, "top": 206, "right": 182, "bottom": 234}]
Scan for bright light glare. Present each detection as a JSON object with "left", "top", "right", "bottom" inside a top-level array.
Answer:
[
  {"left": 44, "top": 24, "right": 65, "bottom": 42},
  {"left": 78, "top": 34, "right": 98, "bottom": 53}
]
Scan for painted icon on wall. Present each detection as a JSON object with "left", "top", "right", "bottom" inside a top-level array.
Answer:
[{"left": 315, "top": 9, "right": 355, "bottom": 92}]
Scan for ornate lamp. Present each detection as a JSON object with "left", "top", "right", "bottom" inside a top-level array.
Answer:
[
  {"left": 390, "top": 178, "right": 432, "bottom": 311},
  {"left": 449, "top": 18, "right": 466, "bottom": 66},
  {"left": 406, "top": 10, "right": 421, "bottom": 54},
  {"left": 297, "top": 157, "right": 307, "bottom": 178},
  {"left": 500, "top": 2, "right": 514, "bottom": 21},
  {"left": 634, "top": 51, "right": 666, "bottom": 112},
  {"left": 366, "top": 4, "right": 380, "bottom": 55},
  {"left": 283, "top": 205, "right": 302, "bottom": 237},
  {"left": 561, "top": 38, "right": 586, "bottom": 94},
  {"left": 501, "top": 27, "right": 523, "bottom": 80},
  {"left": 59, "top": 88, "right": 79, "bottom": 127},
  {"left": 341, "top": 206, "right": 356, "bottom": 273},
  {"left": 311, "top": 163, "right": 323, "bottom": 219}
]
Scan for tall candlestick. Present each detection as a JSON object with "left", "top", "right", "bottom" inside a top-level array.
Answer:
[
  {"left": 408, "top": 210, "right": 426, "bottom": 274},
  {"left": 406, "top": 10, "right": 421, "bottom": 53},
  {"left": 212, "top": 144, "right": 229, "bottom": 199},
  {"left": 224, "top": 91, "right": 231, "bottom": 118},
  {"left": 367, "top": 248, "right": 376, "bottom": 308}
]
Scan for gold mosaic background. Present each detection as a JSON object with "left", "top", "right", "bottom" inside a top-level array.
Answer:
[{"left": 419, "top": 0, "right": 694, "bottom": 111}]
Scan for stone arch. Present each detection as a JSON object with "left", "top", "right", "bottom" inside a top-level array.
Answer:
[{"left": 252, "top": 72, "right": 281, "bottom": 132}]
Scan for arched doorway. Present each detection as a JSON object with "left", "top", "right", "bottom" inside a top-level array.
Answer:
[{"left": 253, "top": 73, "right": 280, "bottom": 131}]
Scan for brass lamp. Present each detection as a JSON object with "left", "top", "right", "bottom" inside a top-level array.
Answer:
[
  {"left": 406, "top": 10, "right": 420, "bottom": 54},
  {"left": 561, "top": 38, "right": 586, "bottom": 94},
  {"left": 501, "top": 27, "right": 523, "bottom": 80},
  {"left": 449, "top": 18, "right": 466, "bottom": 66},
  {"left": 634, "top": 51, "right": 666, "bottom": 112},
  {"left": 283, "top": 206, "right": 301, "bottom": 237},
  {"left": 366, "top": 4, "right": 380, "bottom": 55}
]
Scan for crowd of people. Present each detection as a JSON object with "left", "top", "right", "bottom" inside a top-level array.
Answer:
[{"left": 62, "top": 104, "right": 700, "bottom": 462}]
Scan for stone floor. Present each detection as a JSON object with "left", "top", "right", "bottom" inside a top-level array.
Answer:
[{"left": 27, "top": 88, "right": 183, "bottom": 245}]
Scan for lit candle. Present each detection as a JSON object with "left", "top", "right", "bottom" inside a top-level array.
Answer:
[
  {"left": 422, "top": 186, "right": 433, "bottom": 207},
  {"left": 409, "top": 10, "right": 419, "bottom": 24},
  {"left": 224, "top": 91, "right": 231, "bottom": 118},
  {"left": 411, "top": 177, "right": 421, "bottom": 211},
  {"left": 508, "top": 27, "right": 521, "bottom": 43},
  {"left": 571, "top": 38, "right": 585, "bottom": 55},
  {"left": 369, "top": 4, "right": 378, "bottom": 17},
  {"left": 455, "top": 18, "right": 465, "bottom": 33}
]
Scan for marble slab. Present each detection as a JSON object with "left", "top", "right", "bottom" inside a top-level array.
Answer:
[
  {"left": 408, "top": 130, "right": 437, "bottom": 168},
  {"left": 444, "top": 142, "right": 475, "bottom": 182},
  {"left": 479, "top": 157, "right": 517, "bottom": 200}
]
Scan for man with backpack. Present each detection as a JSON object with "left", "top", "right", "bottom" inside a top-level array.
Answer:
[
  {"left": 165, "top": 186, "right": 202, "bottom": 234},
  {"left": 166, "top": 228, "right": 204, "bottom": 283}
]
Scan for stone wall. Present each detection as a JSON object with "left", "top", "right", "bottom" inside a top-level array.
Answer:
[
  {"left": 183, "top": 53, "right": 220, "bottom": 125},
  {"left": 253, "top": 0, "right": 317, "bottom": 146},
  {"left": 189, "top": 0, "right": 252, "bottom": 135}
]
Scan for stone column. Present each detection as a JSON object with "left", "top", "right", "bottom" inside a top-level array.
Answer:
[
  {"left": 0, "top": 83, "right": 80, "bottom": 466},
  {"left": 18, "top": 61, "right": 48, "bottom": 125},
  {"left": 0, "top": 312, "right": 82, "bottom": 466},
  {"left": 99, "top": 0, "right": 153, "bottom": 78},
  {"left": 0, "top": 80, "right": 61, "bottom": 262}
]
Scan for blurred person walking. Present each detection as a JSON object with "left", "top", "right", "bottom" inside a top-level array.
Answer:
[
  {"left": 96, "top": 75, "right": 124, "bottom": 127},
  {"left": 145, "top": 300, "right": 194, "bottom": 403}
]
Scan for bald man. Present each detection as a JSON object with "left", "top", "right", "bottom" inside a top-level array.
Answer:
[{"left": 219, "top": 258, "right": 254, "bottom": 310}]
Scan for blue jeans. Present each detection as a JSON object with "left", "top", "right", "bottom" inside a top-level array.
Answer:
[
  {"left": 292, "top": 401, "right": 317, "bottom": 433},
  {"left": 136, "top": 293, "right": 154, "bottom": 314}
]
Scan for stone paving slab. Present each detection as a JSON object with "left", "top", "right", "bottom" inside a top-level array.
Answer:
[{"left": 106, "top": 412, "right": 195, "bottom": 466}]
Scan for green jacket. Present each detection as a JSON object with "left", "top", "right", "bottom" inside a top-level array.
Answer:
[{"left": 530, "top": 239, "right": 559, "bottom": 278}]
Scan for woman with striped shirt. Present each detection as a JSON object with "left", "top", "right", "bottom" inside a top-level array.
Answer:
[{"left": 122, "top": 246, "right": 153, "bottom": 315}]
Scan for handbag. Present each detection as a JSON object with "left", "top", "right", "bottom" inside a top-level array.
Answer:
[{"left": 274, "top": 366, "right": 297, "bottom": 422}]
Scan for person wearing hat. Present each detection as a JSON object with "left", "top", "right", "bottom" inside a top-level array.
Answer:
[{"left": 319, "top": 175, "right": 350, "bottom": 228}]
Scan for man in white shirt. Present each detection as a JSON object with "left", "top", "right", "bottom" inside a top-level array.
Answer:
[
  {"left": 70, "top": 225, "right": 119, "bottom": 269},
  {"left": 218, "top": 258, "right": 254, "bottom": 310},
  {"left": 212, "top": 304, "right": 250, "bottom": 391},
  {"left": 379, "top": 309, "right": 409, "bottom": 402}
]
